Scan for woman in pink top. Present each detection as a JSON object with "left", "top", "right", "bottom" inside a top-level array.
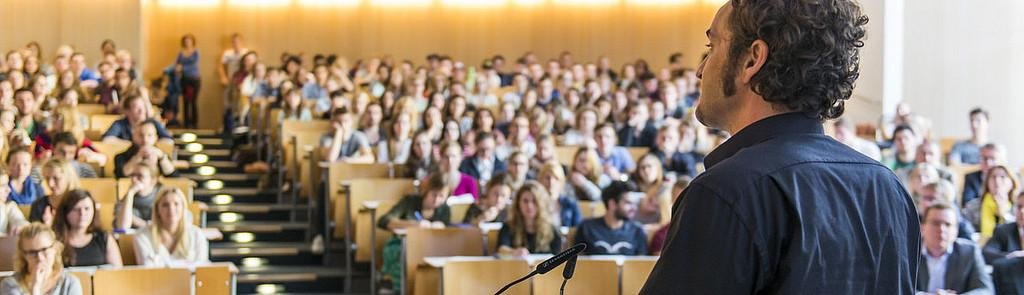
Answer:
[{"left": 436, "top": 141, "right": 479, "bottom": 200}]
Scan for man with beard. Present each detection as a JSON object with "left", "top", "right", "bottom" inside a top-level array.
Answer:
[
  {"left": 573, "top": 181, "right": 647, "bottom": 256},
  {"left": 642, "top": 0, "right": 919, "bottom": 293}
]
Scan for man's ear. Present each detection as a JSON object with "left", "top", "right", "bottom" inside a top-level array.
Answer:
[{"left": 740, "top": 40, "right": 769, "bottom": 84}]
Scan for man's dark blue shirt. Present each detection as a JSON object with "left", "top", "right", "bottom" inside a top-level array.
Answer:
[{"left": 641, "top": 112, "right": 920, "bottom": 294}]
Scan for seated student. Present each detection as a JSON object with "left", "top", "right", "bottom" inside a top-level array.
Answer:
[
  {"left": 985, "top": 193, "right": 1024, "bottom": 294},
  {"left": 463, "top": 174, "right": 512, "bottom": 226},
  {"left": 52, "top": 189, "right": 123, "bottom": 267},
  {"left": 617, "top": 101, "right": 657, "bottom": 148},
  {"left": 320, "top": 107, "right": 374, "bottom": 163},
  {"left": 916, "top": 202, "right": 993, "bottom": 294},
  {"left": 0, "top": 166, "right": 29, "bottom": 235},
  {"left": 574, "top": 181, "right": 648, "bottom": 256},
  {"left": 133, "top": 188, "right": 209, "bottom": 266},
  {"left": 650, "top": 125, "right": 701, "bottom": 180},
  {"left": 501, "top": 151, "right": 530, "bottom": 191},
  {"left": 630, "top": 154, "right": 673, "bottom": 225},
  {"left": 114, "top": 162, "right": 163, "bottom": 230},
  {"left": 113, "top": 120, "right": 176, "bottom": 178},
  {"left": 567, "top": 147, "right": 611, "bottom": 202},
  {"left": 48, "top": 132, "right": 97, "bottom": 178},
  {"left": 962, "top": 143, "right": 1006, "bottom": 208},
  {"left": 649, "top": 178, "right": 690, "bottom": 256},
  {"left": 278, "top": 87, "right": 313, "bottom": 123},
  {"left": 30, "top": 159, "right": 81, "bottom": 226},
  {"left": 376, "top": 111, "right": 413, "bottom": 164},
  {"left": 963, "top": 165, "right": 1018, "bottom": 240},
  {"left": 377, "top": 173, "right": 451, "bottom": 294},
  {"left": 594, "top": 122, "right": 635, "bottom": 180},
  {"left": 7, "top": 147, "right": 44, "bottom": 205},
  {"left": 437, "top": 141, "right": 479, "bottom": 200},
  {"left": 458, "top": 132, "right": 506, "bottom": 185},
  {"left": 498, "top": 181, "right": 563, "bottom": 256},
  {"left": 101, "top": 95, "right": 174, "bottom": 144},
  {"left": 0, "top": 223, "right": 83, "bottom": 295},
  {"left": 917, "top": 180, "right": 976, "bottom": 240},
  {"left": 536, "top": 161, "right": 582, "bottom": 227}
]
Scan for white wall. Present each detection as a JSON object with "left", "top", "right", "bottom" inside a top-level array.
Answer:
[{"left": 903, "top": 0, "right": 1024, "bottom": 168}]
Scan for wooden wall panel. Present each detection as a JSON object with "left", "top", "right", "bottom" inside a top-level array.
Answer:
[{"left": 0, "top": 0, "right": 141, "bottom": 68}]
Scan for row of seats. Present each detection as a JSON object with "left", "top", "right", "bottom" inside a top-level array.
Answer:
[{"left": 0, "top": 263, "right": 235, "bottom": 295}]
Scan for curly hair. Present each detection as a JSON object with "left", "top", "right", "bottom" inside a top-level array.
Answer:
[{"left": 726, "top": 0, "right": 868, "bottom": 120}]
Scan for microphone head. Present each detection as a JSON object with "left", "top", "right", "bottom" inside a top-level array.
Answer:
[
  {"left": 536, "top": 243, "right": 587, "bottom": 274},
  {"left": 562, "top": 255, "right": 579, "bottom": 279}
]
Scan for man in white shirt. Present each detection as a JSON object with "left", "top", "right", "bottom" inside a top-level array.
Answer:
[{"left": 917, "top": 202, "right": 993, "bottom": 295}]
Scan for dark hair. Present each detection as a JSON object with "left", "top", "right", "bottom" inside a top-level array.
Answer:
[
  {"left": 5, "top": 147, "right": 31, "bottom": 164},
  {"left": 969, "top": 107, "right": 989, "bottom": 120},
  {"left": 892, "top": 124, "right": 915, "bottom": 136},
  {"left": 601, "top": 180, "right": 639, "bottom": 207},
  {"left": 53, "top": 189, "right": 103, "bottom": 266},
  {"left": 474, "top": 132, "right": 495, "bottom": 144},
  {"left": 423, "top": 172, "right": 451, "bottom": 194},
  {"left": 53, "top": 132, "right": 79, "bottom": 148},
  {"left": 180, "top": 34, "right": 196, "bottom": 48},
  {"left": 121, "top": 94, "right": 145, "bottom": 110},
  {"left": 669, "top": 52, "right": 684, "bottom": 64},
  {"left": 332, "top": 106, "right": 351, "bottom": 119},
  {"left": 725, "top": 0, "right": 868, "bottom": 120}
]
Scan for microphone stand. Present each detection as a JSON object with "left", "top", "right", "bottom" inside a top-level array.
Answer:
[{"left": 494, "top": 244, "right": 586, "bottom": 295}]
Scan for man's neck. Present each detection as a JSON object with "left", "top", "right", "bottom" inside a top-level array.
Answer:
[
  {"left": 972, "top": 133, "right": 987, "bottom": 145},
  {"left": 603, "top": 214, "right": 624, "bottom": 230},
  {"left": 723, "top": 99, "right": 790, "bottom": 136},
  {"left": 926, "top": 244, "right": 950, "bottom": 258}
]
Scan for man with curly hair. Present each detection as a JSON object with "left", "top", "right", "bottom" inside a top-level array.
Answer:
[{"left": 641, "top": 1, "right": 920, "bottom": 294}]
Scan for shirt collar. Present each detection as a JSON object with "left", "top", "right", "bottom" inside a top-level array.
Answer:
[
  {"left": 921, "top": 244, "right": 954, "bottom": 258},
  {"left": 704, "top": 112, "right": 824, "bottom": 169}
]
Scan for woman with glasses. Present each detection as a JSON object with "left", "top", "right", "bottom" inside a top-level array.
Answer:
[{"left": 0, "top": 223, "right": 83, "bottom": 294}]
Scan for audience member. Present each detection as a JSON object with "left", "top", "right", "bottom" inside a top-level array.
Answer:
[
  {"left": 53, "top": 189, "right": 123, "bottom": 267},
  {"left": 0, "top": 223, "right": 82, "bottom": 295},
  {"left": 113, "top": 120, "right": 176, "bottom": 178},
  {"left": 437, "top": 141, "right": 479, "bottom": 200},
  {"left": 320, "top": 107, "right": 374, "bottom": 163},
  {"left": 983, "top": 193, "right": 1024, "bottom": 294},
  {"left": 567, "top": 147, "right": 610, "bottom": 201},
  {"left": 30, "top": 159, "right": 80, "bottom": 226},
  {"left": 458, "top": 132, "right": 506, "bottom": 185},
  {"left": 962, "top": 143, "right": 1007, "bottom": 207},
  {"left": 7, "top": 147, "right": 44, "bottom": 205},
  {"left": 536, "top": 161, "right": 582, "bottom": 227},
  {"left": 832, "top": 118, "right": 881, "bottom": 161},
  {"left": 0, "top": 166, "right": 28, "bottom": 235},
  {"left": 916, "top": 202, "right": 993, "bottom": 294},
  {"left": 498, "top": 181, "right": 562, "bottom": 256},
  {"left": 574, "top": 181, "right": 647, "bottom": 255},
  {"left": 463, "top": 174, "right": 512, "bottom": 226},
  {"left": 963, "top": 165, "right": 1018, "bottom": 240},
  {"left": 133, "top": 188, "right": 209, "bottom": 266},
  {"left": 948, "top": 108, "right": 990, "bottom": 166},
  {"left": 114, "top": 162, "right": 163, "bottom": 230}
]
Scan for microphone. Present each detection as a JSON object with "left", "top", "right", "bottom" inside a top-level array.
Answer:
[
  {"left": 562, "top": 255, "right": 579, "bottom": 280},
  {"left": 495, "top": 244, "right": 587, "bottom": 295},
  {"left": 536, "top": 243, "right": 587, "bottom": 274}
]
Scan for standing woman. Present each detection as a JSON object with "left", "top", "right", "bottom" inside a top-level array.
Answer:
[
  {"left": 0, "top": 223, "right": 83, "bottom": 295},
  {"left": 176, "top": 34, "right": 201, "bottom": 129},
  {"left": 52, "top": 189, "right": 123, "bottom": 267},
  {"left": 133, "top": 188, "right": 209, "bottom": 266}
]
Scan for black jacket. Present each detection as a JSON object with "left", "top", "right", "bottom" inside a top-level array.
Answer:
[
  {"left": 916, "top": 239, "right": 993, "bottom": 294},
  {"left": 641, "top": 112, "right": 920, "bottom": 294}
]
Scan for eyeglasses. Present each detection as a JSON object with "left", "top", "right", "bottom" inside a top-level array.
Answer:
[{"left": 23, "top": 242, "right": 56, "bottom": 259}]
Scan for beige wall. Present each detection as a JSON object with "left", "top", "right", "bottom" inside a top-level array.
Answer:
[
  {"left": 0, "top": 0, "right": 142, "bottom": 70},
  {"left": 143, "top": 1, "right": 719, "bottom": 128},
  {"left": 902, "top": 0, "right": 1024, "bottom": 168}
]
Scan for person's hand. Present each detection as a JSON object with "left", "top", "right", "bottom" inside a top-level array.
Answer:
[
  {"left": 603, "top": 164, "right": 622, "bottom": 180},
  {"left": 42, "top": 206, "right": 55, "bottom": 226},
  {"left": 1007, "top": 250, "right": 1024, "bottom": 259},
  {"left": 32, "top": 261, "right": 49, "bottom": 295},
  {"left": 935, "top": 289, "right": 958, "bottom": 295},
  {"left": 482, "top": 206, "right": 501, "bottom": 222},
  {"left": 418, "top": 220, "right": 432, "bottom": 228},
  {"left": 128, "top": 181, "right": 145, "bottom": 196},
  {"left": 431, "top": 221, "right": 446, "bottom": 229},
  {"left": 511, "top": 248, "right": 529, "bottom": 257},
  {"left": 570, "top": 172, "right": 588, "bottom": 186}
]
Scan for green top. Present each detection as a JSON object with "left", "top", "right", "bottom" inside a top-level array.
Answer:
[{"left": 376, "top": 195, "right": 451, "bottom": 230}]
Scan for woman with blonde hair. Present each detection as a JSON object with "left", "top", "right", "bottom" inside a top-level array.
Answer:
[
  {"left": 537, "top": 161, "right": 583, "bottom": 227},
  {"left": 567, "top": 147, "right": 609, "bottom": 201},
  {"left": 29, "top": 159, "right": 81, "bottom": 226},
  {"left": 964, "top": 165, "right": 1019, "bottom": 239},
  {"left": 498, "top": 181, "right": 562, "bottom": 256},
  {"left": 133, "top": 188, "right": 209, "bottom": 266},
  {"left": 0, "top": 223, "right": 83, "bottom": 294}
]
